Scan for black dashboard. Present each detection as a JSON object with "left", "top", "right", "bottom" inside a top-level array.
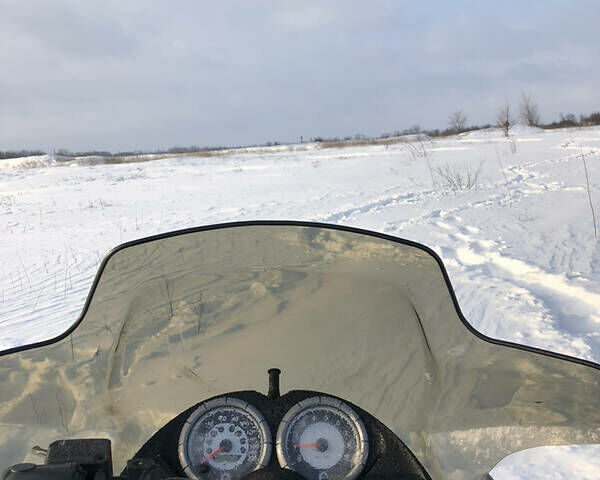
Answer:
[{"left": 131, "top": 388, "right": 429, "bottom": 480}]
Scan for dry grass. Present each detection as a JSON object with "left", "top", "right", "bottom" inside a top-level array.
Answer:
[
  {"left": 58, "top": 135, "right": 433, "bottom": 166},
  {"left": 7, "top": 134, "right": 434, "bottom": 169},
  {"left": 317, "top": 135, "right": 427, "bottom": 150},
  {"left": 581, "top": 149, "right": 597, "bottom": 239},
  {"left": 429, "top": 160, "right": 484, "bottom": 193}
]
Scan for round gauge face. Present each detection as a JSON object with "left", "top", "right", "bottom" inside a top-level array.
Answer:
[
  {"left": 276, "top": 396, "right": 369, "bottom": 480},
  {"left": 179, "top": 397, "right": 272, "bottom": 480}
]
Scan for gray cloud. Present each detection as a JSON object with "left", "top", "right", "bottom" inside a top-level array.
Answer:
[{"left": 1, "top": 0, "right": 599, "bottom": 151}]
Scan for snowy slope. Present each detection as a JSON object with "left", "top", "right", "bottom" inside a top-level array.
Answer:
[{"left": 1, "top": 126, "right": 599, "bottom": 478}]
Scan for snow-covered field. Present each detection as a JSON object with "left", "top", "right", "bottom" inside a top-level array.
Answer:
[{"left": 1, "top": 126, "right": 599, "bottom": 479}]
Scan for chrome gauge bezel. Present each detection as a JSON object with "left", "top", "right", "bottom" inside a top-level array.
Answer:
[
  {"left": 178, "top": 396, "right": 273, "bottom": 480},
  {"left": 276, "top": 396, "right": 369, "bottom": 480}
]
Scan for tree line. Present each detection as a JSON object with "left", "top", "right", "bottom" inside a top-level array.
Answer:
[
  {"left": 3, "top": 95, "right": 600, "bottom": 159},
  {"left": 0, "top": 149, "right": 45, "bottom": 160}
]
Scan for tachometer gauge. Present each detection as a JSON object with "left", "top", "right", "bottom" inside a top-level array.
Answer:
[
  {"left": 179, "top": 397, "right": 272, "bottom": 480},
  {"left": 276, "top": 396, "right": 368, "bottom": 480}
]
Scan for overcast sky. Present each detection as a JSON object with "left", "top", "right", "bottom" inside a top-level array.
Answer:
[{"left": 1, "top": 0, "right": 599, "bottom": 152}]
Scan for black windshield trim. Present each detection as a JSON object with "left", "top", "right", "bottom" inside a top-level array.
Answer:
[{"left": 1, "top": 220, "right": 599, "bottom": 371}]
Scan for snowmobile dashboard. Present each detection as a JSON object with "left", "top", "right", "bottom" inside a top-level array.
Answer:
[{"left": 1, "top": 370, "right": 430, "bottom": 480}]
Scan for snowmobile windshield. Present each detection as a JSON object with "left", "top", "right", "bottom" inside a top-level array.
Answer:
[{"left": 0, "top": 223, "right": 599, "bottom": 480}]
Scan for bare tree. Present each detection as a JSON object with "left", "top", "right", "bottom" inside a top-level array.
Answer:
[
  {"left": 448, "top": 110, "right": 467, "bottom": 133},
  {"left": 497, "top": 103, "right": 512, "bottom": 137},
  {"left": 519, "top": 93, "right": 540, "bottom": 126}
]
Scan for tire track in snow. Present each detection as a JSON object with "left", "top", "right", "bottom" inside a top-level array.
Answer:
[
  {"left": 445, "top": 225, "right": 600, "bottom": 361},
  {"left": 455, "top": 244, "right": 600, "bottom": 321},
  {"left": 312, "top": 189, "right": 435, "bottom": 223}
]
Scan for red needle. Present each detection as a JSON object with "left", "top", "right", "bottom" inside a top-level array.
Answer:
[
  {"left": 294, "top": 442, "right": 319, "bottom": 449},
  {"left": 202, "top": 446, "right": 225, "bottom": 464}
]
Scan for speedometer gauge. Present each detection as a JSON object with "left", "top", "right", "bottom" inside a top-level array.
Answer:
[
  {"left": 179, "top": 397, "right": 272, "bottom": 480},
  {"left": 276, "top": 396, "right": 369, "bottom": 480}
]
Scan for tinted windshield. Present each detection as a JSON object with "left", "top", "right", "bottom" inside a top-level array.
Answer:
[{"left": 1, "top": 224, "right": 599, "bottom": 480}]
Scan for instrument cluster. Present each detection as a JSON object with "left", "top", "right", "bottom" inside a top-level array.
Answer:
[
  {"left": 131, "top": 387, "right": 428, "bottom": 480},
  {"left": 179, "top": 395, "right": 368, "bottom": 480}
]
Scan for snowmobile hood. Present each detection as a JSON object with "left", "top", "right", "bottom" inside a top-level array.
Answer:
[{"left": 0, "top": 222, "right": 599, "bottom": 480}]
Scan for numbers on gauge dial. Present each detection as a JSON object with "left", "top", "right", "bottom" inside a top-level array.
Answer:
[
  {"left": 179, "top": 398, "right": 272, "bottom": 480},
  {"left": 276, "top": 397, "right": 368, "bottom": 480}
]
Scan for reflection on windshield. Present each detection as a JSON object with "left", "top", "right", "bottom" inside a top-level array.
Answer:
[{"left": 0, "top": 224, "right": 598, "bottom": 480}]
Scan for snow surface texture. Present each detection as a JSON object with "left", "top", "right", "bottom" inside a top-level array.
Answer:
[{"left": 1, "top": 126, "right": 599, "bottom": 478}]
